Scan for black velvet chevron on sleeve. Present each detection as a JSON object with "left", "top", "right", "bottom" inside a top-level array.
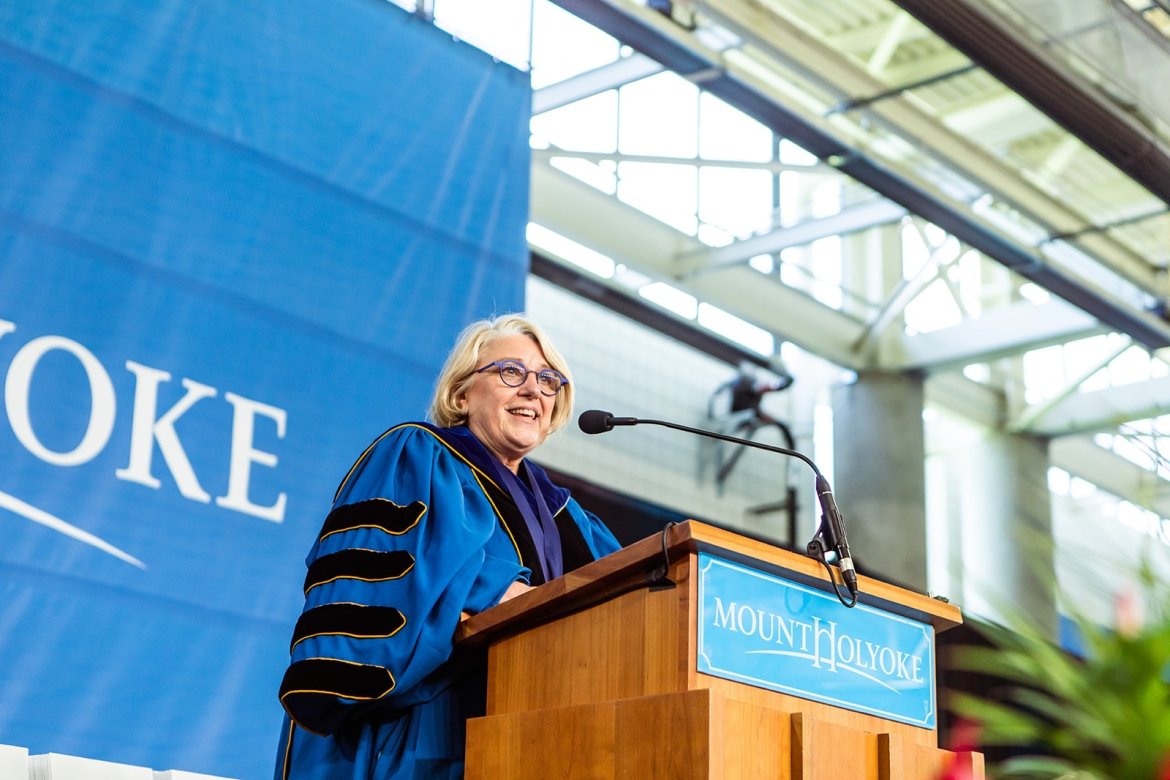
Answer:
[
  {"left": 290, "top": 603, "right": 407, "bottom": 652},
  {"left": 318, "top": 498, "right": 426, "bottom": 542},
  {"left": 302, "top": 549, "right": 415, "bottom": 595},
  {"left": 279, "top": 658, "right": 395, "bottom": 735}
]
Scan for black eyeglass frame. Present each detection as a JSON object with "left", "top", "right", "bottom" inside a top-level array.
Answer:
[{"left": 473, "top": 360, "right": 569, "bottom": 396}]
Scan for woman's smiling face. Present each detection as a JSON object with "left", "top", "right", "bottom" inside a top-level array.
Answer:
[{"left": 460, "top": 334, "right": 556, "bottom": 472}]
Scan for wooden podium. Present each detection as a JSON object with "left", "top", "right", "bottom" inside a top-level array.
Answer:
[{"left": 456, "top": 521, "right": 983, "bottom": 779}]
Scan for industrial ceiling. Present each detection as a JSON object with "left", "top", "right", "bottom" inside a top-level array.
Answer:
[{"left": 527, "top": 0, "right": 1170, "bottom": 516}]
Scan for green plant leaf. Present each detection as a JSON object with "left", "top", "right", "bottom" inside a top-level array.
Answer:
[
  {"left": 949, "top": 691, "right": 1047, "bottom": 745},
  {"left": 995, "top": 755, "right": 1098, "bottom": 780},
  {"left": 949, "top": 609, "right": 1170, "bottom": 780}
]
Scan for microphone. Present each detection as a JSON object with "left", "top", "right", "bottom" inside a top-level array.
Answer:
[
  {"left": 577, "top": 409, "right": 637, "bottom": 433},
  {"left": 578, "top": 409, "right": 859, "bottom": 600},
  {"left": 814, "top": 475, "right": 856, "bottom": 597}
]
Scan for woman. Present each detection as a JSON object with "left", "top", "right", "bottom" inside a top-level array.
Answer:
[{"left": 275, "top": 314, "right": 620, "bottom": 779}]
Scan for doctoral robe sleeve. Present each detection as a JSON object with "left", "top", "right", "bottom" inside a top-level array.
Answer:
[
  {"left": 278, "top": 425, "right": 526, "bottom": 736},
  {"left": 565, "top": 498, "right": 621, "bottom": 559}
]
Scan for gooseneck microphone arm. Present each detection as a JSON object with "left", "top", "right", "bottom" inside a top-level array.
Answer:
[
  {"left": 578, "top": 409, "right": 859, "bottom": 605},
  {"left": 580, "top": 408, "right": 821, "bottom": 474}
]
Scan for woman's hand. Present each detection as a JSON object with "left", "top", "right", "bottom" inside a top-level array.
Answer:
[
  {"left": 460, "top": 580, "right": 534, "bottom": 621},
  {"left": 499, "top": 580, "right": 533, "bottom": 603}
]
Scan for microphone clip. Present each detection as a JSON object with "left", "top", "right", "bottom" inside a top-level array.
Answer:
[
  {"left": 646, "top": 521, "right": 678, "bottom": 591},
  {"left": 806, "top": 516, "right": 858, "bottom": 608}
]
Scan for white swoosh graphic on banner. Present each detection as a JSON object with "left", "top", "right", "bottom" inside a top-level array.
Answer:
[{"left": 0, "top": 490, "right": 146, "bottom": 569}]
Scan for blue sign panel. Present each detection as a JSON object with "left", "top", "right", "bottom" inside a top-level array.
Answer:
[
  {"left": 0, "top": 2, "right": 530, "bottom": 778},
  {"left": 697, "top": 553, "right": 936, "bottom": 728}
]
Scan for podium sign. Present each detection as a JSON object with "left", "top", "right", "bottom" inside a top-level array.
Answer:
[
  {"left": 462, "top": 522, "right": 981, "bottom": 779},
  {"left": 696, "top": 553, "right": 936, "bottom": 728}
]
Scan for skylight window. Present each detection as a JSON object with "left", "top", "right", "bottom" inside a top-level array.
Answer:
[
  {"left": 749, "top": 254, "right": 774, "bottom": 274},
  {"left": 639, "top": 282, "right": 698, "bottom": 319},
  {"left": 432, "top": 0, "right": 532, "bottom": 70},
  {"left": 697, "top": 303, "right": 774, "bottom": 355},
  {"left": 526, "top": 223, "right": 615, "bottom": 278}
]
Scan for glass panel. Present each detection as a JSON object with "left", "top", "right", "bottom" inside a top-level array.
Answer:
[
  {"left": 433, "top": 0, "right": 533, "bottom": 69},
  {"left": 617, "top": 161, "right": 698, "bottom": 234},
  {"left": 698, "top": 303, "right": 775, "bottom": 354},
  {"left": 618, "top": 72, "right": 699, "bottom": 158},
  {"left": 532, "top": 91, "right": 619, "bottom": 153},
  {"left": 639, "top": 282, "right": 698, "bottom": 319},
  {"left": 698, "top": 167, "right": 773, "bottom": 239},
  {"left": 698, "top": 92, "right": 773, "bottom": 162},
  {"left": 530, "top": 0, "right": 621, "bottom": 88}
]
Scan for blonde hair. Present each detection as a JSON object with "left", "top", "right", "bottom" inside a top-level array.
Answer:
[{"left": 429, "top": 314, "right": 574, "bottom": 433}]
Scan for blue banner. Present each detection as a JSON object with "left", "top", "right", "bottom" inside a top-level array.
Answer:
[
  {"left": 697, "top": 553, "right": 936, "bottom": 729},
  {"left": 0, "top": 2, "right": 530, "bottom": 777}
]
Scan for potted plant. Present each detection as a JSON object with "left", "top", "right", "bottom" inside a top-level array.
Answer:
[{"left": 947, "top": 572, "right": 1170, "bottom": 779}]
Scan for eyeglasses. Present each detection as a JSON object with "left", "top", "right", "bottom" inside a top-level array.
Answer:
[{"left": 474, "top": 360, "right": 569, "bottom": 396}]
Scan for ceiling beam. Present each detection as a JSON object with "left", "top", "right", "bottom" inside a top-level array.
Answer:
[
  {"left": 701, "top": 0, "right": 1162, "bottom": 294},
  {"left": 675, "top": 198, "right": 907, "bottom": 277},
  {"left": 529, "top": 161, "right": 692, "bottom": 272},
  {"left": 685, "top": 265, "right": 869, "bottom": 368},
  {"left": 530, "top": 162, "right": 870, "bottom": 368},
  {"left": 529, "top": 251, "right": 773, "bottom": 370},
  {"left": 532, "top": 148, "right": 827, "bottom": 173},
  {"left": 865, "top": 10, "right": 913, "bottom": 76},
  {"left": 1017, "top": 375, "right": 1170, "bottom": 436},
  {"left": 1051, "top": 436, "right": 1170, "bottom": 519},
  {"left": 532, "top": 53, "right": 663, "bottom": 114},
  {"left": 548, "top": 0, "right": 1170, "bottom": 349},
  {"left": 891, "top": 0, "right": 1170, "bottom": 210},
  {"left": 811, "top": 9, "right": 938, "bottom": 55},
  {"left": 925, "top": 371, "right": 1006, "bottom": 430},
  {"left": 883, "top": 299, "right": 1106, "bottom": 371}
]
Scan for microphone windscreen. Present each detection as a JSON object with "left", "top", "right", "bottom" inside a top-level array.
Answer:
[{"left": 578, "top": 409, "right": 614, "bottom": 434}]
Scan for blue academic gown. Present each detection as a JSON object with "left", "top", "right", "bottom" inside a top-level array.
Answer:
[{"left": 275, "top": 423, "right": 620, "bottom": 779}]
